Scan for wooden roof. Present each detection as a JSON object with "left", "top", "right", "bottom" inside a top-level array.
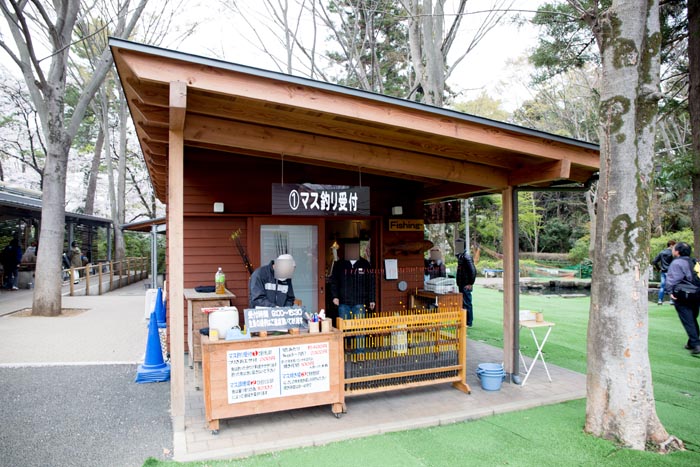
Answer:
[{"left": 109, "top": 38, "right": 599, "bottom": 204}]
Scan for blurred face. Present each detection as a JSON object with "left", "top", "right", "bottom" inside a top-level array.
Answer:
[
  {"left": 274, "top": 258, "right": 295, "bottom": 280},
  {"left": 672, "top": 246, "right": 680, "bottom": 257},
  {"left": 429, "top": 248, "right": 442, "bottom": 261}
]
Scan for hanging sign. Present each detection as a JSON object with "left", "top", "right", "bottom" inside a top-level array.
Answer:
[
  {"left": 424, "top": 200, "right": 461, "bottom": 224},
  {"left": 272, "top": 183, "right": 370, "bottom": 216},
  {"left": 388, "top": 218, "right": 424, "bottom": 231}
]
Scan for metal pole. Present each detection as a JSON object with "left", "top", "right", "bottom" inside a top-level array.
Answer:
[
  {"left": 464, "top": 198, "right": 470, "bottom": 253},
  {"left": 106, "top": 225, "right": 112, "bottom": 261},
  {"left": 151, "top": 224, "right": 158, "bottom": 289}
]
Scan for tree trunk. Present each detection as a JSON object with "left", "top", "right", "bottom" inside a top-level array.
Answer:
[
  {"left": 32, "top": 132, "right": 70, "bottom": 316},
  {"left": 584, "top": 0, "right": 680, "bottom": 451},
  {"left": 101, "top": 87, "right": 126, "bottom": 262},
  {"left": 688, "top": 1, "right": 700, "bottom": 256},
  {"left": 84, "top": 126, "right": 104, "bottom": 216}
]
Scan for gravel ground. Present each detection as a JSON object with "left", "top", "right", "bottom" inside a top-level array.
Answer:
[{"left": 0, "top": 364, "right": 172, "bottom": 467}]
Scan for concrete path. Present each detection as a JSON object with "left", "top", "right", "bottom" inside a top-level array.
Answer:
[{"left": 0, "top": 281, "right": 173, "bottom": 467}]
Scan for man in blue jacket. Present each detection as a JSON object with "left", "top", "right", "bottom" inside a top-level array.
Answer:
[
  {"left": 665, "top": 242, "right": 700, "bottom": 354},
  {"left": 249, "top": 254, "right": 296, "bottom": 307}
]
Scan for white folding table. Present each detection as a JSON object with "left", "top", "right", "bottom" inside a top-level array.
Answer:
[{"left": 519, "top": 320, "right": 555, "bottom": 387}]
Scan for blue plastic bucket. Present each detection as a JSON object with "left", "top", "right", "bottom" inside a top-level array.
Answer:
[{"left": 476, "top": 363, "right": 505, "bottom": 391}]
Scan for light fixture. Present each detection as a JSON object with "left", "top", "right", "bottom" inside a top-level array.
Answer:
[
  {"left": 391, "top": 206, "right": 403, "bottom": 216},
  {"left": 213, "top": 202, "right": 224, "bottom": 213}
]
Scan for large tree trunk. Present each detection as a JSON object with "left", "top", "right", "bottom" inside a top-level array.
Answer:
[
  {"left": 32, "top": 132, "right": 70, "bottom": 316},
  {"left": 83, "top": 126, "right": 104, "bottom": 216},
  {"left": 584, "top": 0, "right": 680, "bottom": 450},
  {"left": 689, "top": 1, "right": 700, "bottom": 256},
  {"left": 101, "top": 87, "right": 126, "bottom": 262}
]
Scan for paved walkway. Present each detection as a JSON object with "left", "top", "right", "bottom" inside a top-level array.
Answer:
[
  {"left": 177, "top": 325, "right": 586, "bottom": 462},
  {"left": 0, "top": 270, "right": 147, "bottom": 317},
  {"left": 0, "top": 281, "right": 173, "bottom": 467}
]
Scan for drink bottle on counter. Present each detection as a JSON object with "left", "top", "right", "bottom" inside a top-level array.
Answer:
[{"left": 215, "top": 267, "right": 226, "bottom": 294}]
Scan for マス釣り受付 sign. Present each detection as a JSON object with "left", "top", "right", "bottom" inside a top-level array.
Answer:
[{"left": 272, "top": 183, "right": 370, "bottom": 216}]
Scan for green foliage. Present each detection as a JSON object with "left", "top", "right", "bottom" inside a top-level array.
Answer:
[
  {"left": 451, "top": 91, "right": 511, "bottom": 122},
  {"left": 650, "top": 229, "right": 694, "bottom": 259},
  {"left": 539, "top": 217, "right": 572, "bottom": 252},
  {"left": 529, "top": 2, "right": 600, "bottom": 83},
  {"left": 326, "top": 0, "right": 410, "bottom": 97},
  {"left": 471, "top": 195, "right": 503, "bottom": 251},
  {"left": 517, "top": 192, "right": 543, "bottom": 252},
  {"left": 569, "top": 233, "right": 590, "bottom": 263}
]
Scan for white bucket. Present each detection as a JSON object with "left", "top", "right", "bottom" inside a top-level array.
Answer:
[{"left": 208, "top": 306, "right": 239, "bottom": 337}]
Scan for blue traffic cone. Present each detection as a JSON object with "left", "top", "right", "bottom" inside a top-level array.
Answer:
[
  {"left": 135, "top": 311, "right": 170, "bottom": 383},
  {"left": 154, "top": 287, "right": 166, "bottom": 329}
]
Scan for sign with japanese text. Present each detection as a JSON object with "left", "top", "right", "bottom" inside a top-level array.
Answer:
[
  {"left": 272, "top": 183, "right": 370, "bottom": 216},
  {"left": 244, "top": 307, "right": 305, "bottom": 332},
  {"left": 226, "top": 342, "right": 330, "bottom": 404}
]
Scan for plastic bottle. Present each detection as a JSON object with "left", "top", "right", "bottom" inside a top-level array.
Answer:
[{"left": 215, "top": 267, "right": 225, "bottom": 294}]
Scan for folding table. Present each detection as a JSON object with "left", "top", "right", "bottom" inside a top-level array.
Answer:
[{"left": 519, "top": 320, "right": 555, "bottom": 387}]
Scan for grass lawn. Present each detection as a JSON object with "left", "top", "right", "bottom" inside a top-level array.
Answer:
[{"left": 145, "top": 286, "right": 700, "bottom": 466}]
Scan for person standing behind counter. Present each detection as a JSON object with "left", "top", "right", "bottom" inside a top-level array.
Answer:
[{"left": 249, "top": 254, "right": 296, "bottom": 307}]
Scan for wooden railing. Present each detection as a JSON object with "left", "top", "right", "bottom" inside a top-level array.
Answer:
[
  {"left": 336, "top": 307, "right": 469, "bottom": 396},
  {"left": 63, "top": 257, "right": 148, "bottom": 296}
]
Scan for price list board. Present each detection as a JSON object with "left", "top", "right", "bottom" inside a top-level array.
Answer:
[{"left": 227, "top": 342, "right": 330, "bottom": 404}]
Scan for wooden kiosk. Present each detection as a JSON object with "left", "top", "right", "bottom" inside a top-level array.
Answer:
[
  {"left": 110, "top": 38, "right": 600, "bottom": 432},
  {"left": 201, "top": 329, "right": 345, "bottom": 433}
]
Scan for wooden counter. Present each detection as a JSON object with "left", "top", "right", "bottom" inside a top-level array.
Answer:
[
  {"left": 184, "top": 288, "right": 236, "bottom": 366},
  {"left": 411, "top": 290, "right": 463, "bottom": 309},
  {"left": 201, "top": 329, "right": 345, "bottom": 433}
]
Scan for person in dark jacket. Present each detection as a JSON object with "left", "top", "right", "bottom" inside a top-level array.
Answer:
[
  {"left": 652, "top": 239, "right": 676, "bottom": 305},
  {"left": 665, "top": 242, "right": 700, "bottom": 354},
  {"left": 331, "top": 242, "right": 375, "bottom": 318},
  {"left": 332, "top": 242, "right": 374, "bottom": 352},
  {"left": 1, "top": 238, "right": 22, "bottom": 290},
  {"left": 456, "top": 245, "right": 477, "bottom": 327},
  {"left": 424, "top": 247, "right": 446, "bottom": 279},
  {"left": 249, "top": 254, "right": 296, "bottom": 307}
]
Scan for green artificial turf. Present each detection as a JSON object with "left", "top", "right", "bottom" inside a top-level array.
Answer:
[{"left": 145, "top": 286, "right": 700, "bottom": 467}]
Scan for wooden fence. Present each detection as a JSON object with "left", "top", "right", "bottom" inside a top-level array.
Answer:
[{"left": 63, "top": 257, "right": 148, "bottom": 296}]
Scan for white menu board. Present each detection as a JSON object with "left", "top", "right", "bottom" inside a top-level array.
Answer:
[{"left": 227, "top": 342, "right": 330, "bottom": 404}]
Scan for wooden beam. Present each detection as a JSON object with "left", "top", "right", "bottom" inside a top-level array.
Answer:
[
  {"left": 502, "top": 186, "right": 516, "bottom": 376},
  {"left": 421, "top": 183, "right": 489, "bottom": 202},
  {"left": 173, "top": 115, "right": 509, "bottom": 188},
  {"left": 168, "top": 81, "right": 186, "bottom": 432},
  {"left": 183, "top": 140, "right": 436, "bottom": 185},
  {"left": 169, "top": 81, "right": 187, "bottom": 131},
  {"left": 128, "top": 80, "right": 534, "bottom": 171},
  {"left": 508, "top": 159, "right": 572, "bottom": 186},
  {"left": 117, "top": 49, "right": 599, "bottom": 168}
]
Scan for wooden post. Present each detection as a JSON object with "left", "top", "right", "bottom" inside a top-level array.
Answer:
[
  {"left": 85, "top": 266, "right": 90, "bottom": 296},
  {"left": 69, "top": 267, "right": 74, "bottom": 296},
  {"left": 126, "top": 258, "right": 131, "bottom": 284},
  {"left": 169, "top": 80, "right": 187, "bottom": 431},
  {"left": 502, "top": 187, "right": 517, "bottom": 376},
  {"left": 118, "top": 261, "right": 123, "bottom": 288},
  {"left": 109, "top": 261, "right": 114, "bottom": 292},
  {"left": 98, "top": 264, "right": 103, "bottom": 295}
]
